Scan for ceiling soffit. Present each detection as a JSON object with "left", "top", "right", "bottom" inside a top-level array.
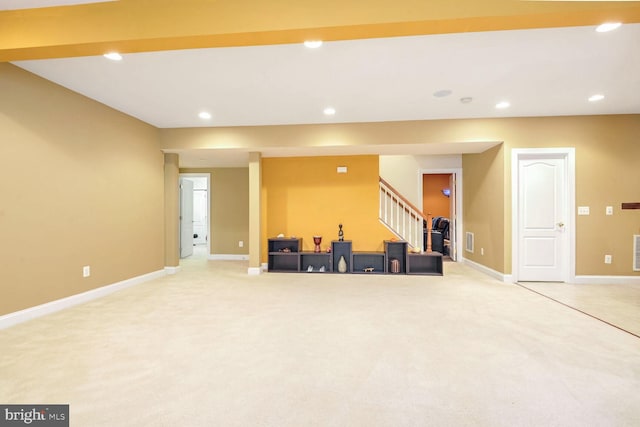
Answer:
[{"left": 2, "top": 0, "right": 640, "bottom": 61}]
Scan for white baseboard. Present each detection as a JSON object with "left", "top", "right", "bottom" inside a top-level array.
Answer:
[
  {"left": 572, "top": 275, "right": 640, "bottom": 285},
  {"left": 261, "top": 262, "right": 268, "bottom": 272},
  {"left": 208, "top": 254, "right": 249, "bottom": 261},
  {"left": 247, "top": 267, "right": 262, "bottom": 275},
  {"left": 463, "top": 258, "right": 514, "bottom": 283},
  {"left": 164, "top": 266, "right": 180, "bottom": 275},
  {"left": 0, "top": 269, "right": 166, "bottom": 330}
]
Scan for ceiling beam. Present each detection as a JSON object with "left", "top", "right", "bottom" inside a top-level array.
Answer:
[{"left": 2, "top": 0, "right": 640, "bottom": 61}]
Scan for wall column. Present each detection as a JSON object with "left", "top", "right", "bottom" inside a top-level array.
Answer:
[
  {"left": 164, "top": 153, "right": 180, "bottom": 272},
  {"left": 248, "top": 152, "right": 262, "bottom": 275}
]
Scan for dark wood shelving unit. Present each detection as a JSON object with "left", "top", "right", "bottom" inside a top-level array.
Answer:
[{"left": 267, "top": 238, "right": 443, "bottom": 275}]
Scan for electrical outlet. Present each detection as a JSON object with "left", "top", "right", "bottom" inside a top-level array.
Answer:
[
  {"left": 578, "top": 206, "right": 590, "bottom": 215},
  {"left": 480, "top": 248, "right": 484, "bottom": 255},
  {"left": 83, "top": 266, "right": 91, "bottom": 277},
  {"left": 238, "top": 240, "right": 244, "bottom": 248},
  {"left": 604, "top": 255, "right": 612, "bottom": 264},
  {"left": 606, "top": 206, "right": 613, "bottom": 215}
]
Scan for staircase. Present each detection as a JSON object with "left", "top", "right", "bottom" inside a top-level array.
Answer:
[{"left": 379, "top": 178, "right": 425, "bottom": 250}]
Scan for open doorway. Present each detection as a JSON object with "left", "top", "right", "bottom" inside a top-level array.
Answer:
[
  {"left": 179, "top": 173, "right": 211, "bottom": 259},
  {"left": 420, "top": 169, "right": 462, "bottom": 261}
]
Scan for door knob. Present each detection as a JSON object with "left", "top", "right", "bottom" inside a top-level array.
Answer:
[{"left": 557, "top": 222, "right": 565, "bottom": 228}]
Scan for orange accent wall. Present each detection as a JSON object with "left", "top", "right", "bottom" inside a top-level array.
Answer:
[
  {"left": 261, "top": 155, "right": 395, "bottom": 261},
  {"left": 423, "top": 174, "right": 451, "bottom": 218}
]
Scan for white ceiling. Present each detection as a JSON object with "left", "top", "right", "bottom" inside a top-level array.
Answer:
[{"left": 12, "top": 23, "right": 640, "bottom": 166}]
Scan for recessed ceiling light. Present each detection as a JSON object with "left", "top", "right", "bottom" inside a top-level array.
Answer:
[
  {"left": 198, "top": 111, "right": 212, "bottom": 120},
  {"left": 495, "top": 101, "right": 510, "bottom": 109},
  {"left": 460, "top": 97, "right": 473, "bottom": 104},
  {"left": 323, "top": 107, "right": 336, "bottom": 115},
  {"left": 304, "top": 40, "right": 323, "bottom": 49},
  {"left": 103, "top": 52, "right": 122, "bottom": 61},
  {"left": 588, "top": 94, "right": 605, "bottom": 102},
  {"left": 596, "top": 22, "right": 622, "bottom": 33},
  {"left": 433, "top": 89, "right": 452, "bottom": 98}
]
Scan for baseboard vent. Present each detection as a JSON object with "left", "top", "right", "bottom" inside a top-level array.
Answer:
[
  {"left": 634, "top": 235, "right": 640, "bottom": 271},
  {"left": 465, "top": 232, "right": 474, "bottom": 253}
]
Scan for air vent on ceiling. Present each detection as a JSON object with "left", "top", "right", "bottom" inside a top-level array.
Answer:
[
  {"left": 634, "top": 235, "right": 640, "bottom": 272},
  {"left": 465, "top": 232, "right": 474, "bottom": 253}
]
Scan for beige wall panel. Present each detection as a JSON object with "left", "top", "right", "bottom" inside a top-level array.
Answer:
[
  {"left": 164, "top": 154, "right": 179, "bottom": 266},
  {"left": 501, "top": 115, "right": 640, "bottom": 276},
  {"left": 180, "top": 168, "right": 250, "bottom": 256},
  {"left": 0, "top": 63, "right": 165, "bottom": 316},
  {"left": 462, "top": 145, "right": 505, "bottom": 273}
]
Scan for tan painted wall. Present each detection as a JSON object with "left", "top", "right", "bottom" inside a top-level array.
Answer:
[
  {"left": 462, "top": 145, "right": 505, "bottom": 272},
  {"left": 461, "top": 115, "right": 640, "bottom": 276},
  {"left": 0, "top": 63, "right": 164, "bottom": 316},
  {"left": 180, "top": 168, "right": 249, "bottom": 256},
  {"left": 164, "top": 154, "right": 179, "bottom": 267},
  {"left": 499, "top": 115, "right": 640, "bottom": 275},
  {"left": 261, "top": 155, "right": 395, "bottom": 262},
  {"left": 379, "top": 155, "right": 422, "bottom": 207}
]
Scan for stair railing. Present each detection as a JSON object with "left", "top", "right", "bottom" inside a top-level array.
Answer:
[{"left": 379, "top": 177, "right": 425, "bottom": 250}]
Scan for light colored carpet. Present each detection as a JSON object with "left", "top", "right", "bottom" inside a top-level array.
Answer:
[{"left": 1, "top": 259, "right": 639, "bottom": 426}]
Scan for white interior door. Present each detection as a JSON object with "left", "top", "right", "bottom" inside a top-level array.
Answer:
[
  {"left": 517, "top": 155, "right": 567, "bottom": 281},
  {"left": 180, "top": 178, "right": 194, "bottom": 258},
  {"left": 192, "top": 189, "right": 208, "bottom": 245}
]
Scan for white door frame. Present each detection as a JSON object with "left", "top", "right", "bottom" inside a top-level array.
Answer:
[
  {"left": 418, "top": 168, "right": 463, "bottom": 262},
  {"left": 511, "top": 148, "right": 576, "bottom": 283},
  {"left": 179, "top": 173, "right": 211, "bottom": 256}
]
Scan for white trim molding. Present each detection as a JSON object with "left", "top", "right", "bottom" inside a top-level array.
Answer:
[
  {"left": 572, "top": 275, "right": 640, "bottom": 285},
  {"left": 209, "top": 254, "right": 249, "bottom": 261},
  {"left": 464, "top": 258, "right": 514, "bottom": 283},
  {"left": 247, "top": 267, "right": 262, "bottom": 275},
  {"left": 164, "top": 266, "right": 181, "bottom": 275},
  {"left": 0, "top": 269, "right": 167, "bottom": 330}
]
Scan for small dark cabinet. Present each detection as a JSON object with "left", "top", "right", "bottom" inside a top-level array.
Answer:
[
  {"left": 300, "top": 252, "right": 331, "bottom": 273},
  {"left": 331, "top": 240, "right": 352, "bottom": 273},
  {"left": 352, "top": 252, "right": 386, "bottom": 274},
  {"left": 385, "top": 241, "right": 407, "bottom": 274},
  {"left": 268, "top": 238, "right": 301, "bottom": 272},
  {"left": 407, "top": 252, "right": 443, "bottom": 275}
]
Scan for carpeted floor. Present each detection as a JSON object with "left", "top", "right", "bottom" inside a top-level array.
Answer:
[{"left": 1, "top": 258, "right": 639, "bottom": 426}]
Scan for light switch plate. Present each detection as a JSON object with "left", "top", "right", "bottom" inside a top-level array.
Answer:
[
  {"left": 578, "top": 206, "right": 590, "bottom": 215},
  {"left": 606, "top": 206, "right": 613, "bottom": 215}
]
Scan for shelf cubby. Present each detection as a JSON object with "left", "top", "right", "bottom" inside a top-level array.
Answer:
[
  {"left": 268, "top": 238, "right": 302, "bottom": 272},
  {"left": 300, "top": 252, "right": 331, "bottom": 273},
  {"left": 407, "top": 252, "right": 443, "bottom": 275},
  {"left": 352, "top": 252, "right": 386, "bottom": 274},
  {"left": 331, "top": 240, "right": 352, "bottom": 273}
]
